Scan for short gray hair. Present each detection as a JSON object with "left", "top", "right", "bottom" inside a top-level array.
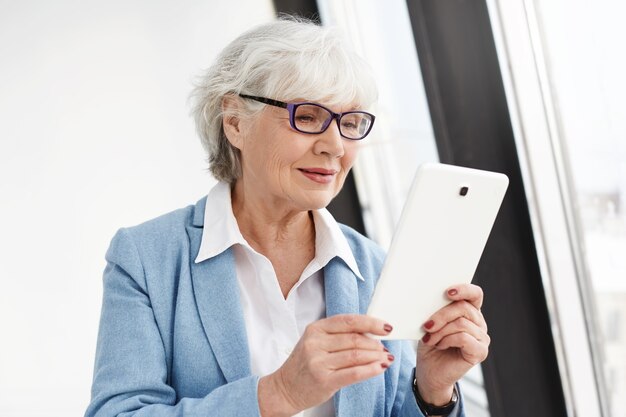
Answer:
[{"left": 189, "top": 17, "right": 378, "bottom": 183}]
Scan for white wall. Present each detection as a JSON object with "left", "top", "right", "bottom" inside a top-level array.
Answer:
[{"left": 0, "top": 1, "right": 274, "bottom": 415}]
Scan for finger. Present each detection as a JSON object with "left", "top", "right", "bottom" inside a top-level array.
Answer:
[
  {"left": 434, "top": 332, "right": 489, "bottom": 365},
  {"left": 317, "top": 314, "right": 393, "bottom": 336},
  {"left": 325, "top": 349, "right": 393, "bottom": 371},
  {"left": 446, "top": 283, "right": 484, "bottom": 310},
  {"left": 331, "top": 360, "right": 390, "bottom": 389},
  {"left": 423, "top": 300, "right": 486, "bottom": 333},
  {"left": 421, "top": 317, "right": 489, "bottom": 347},
  {"left": 320, "top": 332, "right": 386, "bottom": 353}
]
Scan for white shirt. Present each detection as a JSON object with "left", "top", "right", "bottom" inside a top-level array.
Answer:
[{"left": 195, "top": 182, "right": 364, "bottom": 417}]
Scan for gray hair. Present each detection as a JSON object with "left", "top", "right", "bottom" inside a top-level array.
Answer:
[{"left": 189, "top": 17, "right": 378, "bottom": 183}]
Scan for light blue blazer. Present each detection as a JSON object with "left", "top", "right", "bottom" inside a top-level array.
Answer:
[{"left": 85, "top": 196, "right": 464, "bottom": 417}]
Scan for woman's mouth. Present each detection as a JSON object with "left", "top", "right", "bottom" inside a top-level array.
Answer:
[{"left": 298, "top": 168, "right": 338, "bottom": 184}]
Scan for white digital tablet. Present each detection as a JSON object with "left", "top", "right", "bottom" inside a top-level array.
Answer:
[{"left": 367, "top": 163, "right": 509, "bottom": 340}]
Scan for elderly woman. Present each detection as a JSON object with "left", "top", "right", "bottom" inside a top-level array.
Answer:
[{"left": 85, "top": 18, "right": 489, "bottom": 417}]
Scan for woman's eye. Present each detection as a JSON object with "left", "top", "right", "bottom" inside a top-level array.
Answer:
[
  {"left": 341, "top": 118, "right": 360, "bottom": 130},
  {"left": 296, "top": 115, "right": 317, "bottom": 123}
]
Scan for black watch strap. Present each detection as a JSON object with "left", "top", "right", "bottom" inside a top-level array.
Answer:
[{"left": 413, "top": 379, "right": 458, "bottom": 416}]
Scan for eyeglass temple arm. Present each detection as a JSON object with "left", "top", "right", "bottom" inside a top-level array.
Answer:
[{"left": 238, "top": 94, "right": 288, "bottom": 109}]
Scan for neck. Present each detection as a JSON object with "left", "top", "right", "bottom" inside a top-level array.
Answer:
[{"left": 230, "top": 180, "right": 315, "bottom": 254}]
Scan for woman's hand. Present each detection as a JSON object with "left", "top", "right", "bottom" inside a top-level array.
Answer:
[
  {"left": 258, "top": 314, "right": 394, "bottom": 417},
  {"left": 415, "top": 283, "right": 490, "bottom": 405}
]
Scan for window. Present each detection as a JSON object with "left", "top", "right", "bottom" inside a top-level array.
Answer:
[{"left": 489, "top": 0, "right": 626, "bottom": 415}]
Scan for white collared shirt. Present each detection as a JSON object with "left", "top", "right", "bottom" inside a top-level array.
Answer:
[{"left": 195, "top": 182, "right": 364, "bottom": 417}]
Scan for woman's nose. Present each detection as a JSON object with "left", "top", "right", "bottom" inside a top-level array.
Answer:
[{"left": 313, "top": 119, "right": 345, "bottom": 158}]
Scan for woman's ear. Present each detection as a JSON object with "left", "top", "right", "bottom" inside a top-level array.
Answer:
[{"left": 222, "top": 95, "right": 245, "bottom": 150}]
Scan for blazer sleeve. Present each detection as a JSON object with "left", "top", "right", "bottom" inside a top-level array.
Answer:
[{"left": 84, "top": 228, "right": 262, "bottom": 417}]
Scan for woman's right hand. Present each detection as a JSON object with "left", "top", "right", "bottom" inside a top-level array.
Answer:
[{"left": 258, "top": 314, "right": 394, "bottom": 417}]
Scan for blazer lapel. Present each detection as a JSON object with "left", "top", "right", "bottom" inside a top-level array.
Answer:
[
  {"left": 186, "top": 198, "right": 251, "bottom": 383},
  {"left": 324, "top": 257, "right": 360, "bottom": 317},
  {"left": 325, "top": 258, "right": 382, "bottom": 417}
]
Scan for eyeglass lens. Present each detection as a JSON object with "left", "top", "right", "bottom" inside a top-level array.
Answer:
[{"left": 293, "top": 104, "right": 373, "bottom": 139}]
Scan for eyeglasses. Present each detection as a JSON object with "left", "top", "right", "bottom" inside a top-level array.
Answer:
[{"left": 238, "top": 94, "right": 375, "bottom": 140}]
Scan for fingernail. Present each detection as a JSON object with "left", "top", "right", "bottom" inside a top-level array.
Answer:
[
  {"left": 387, "top": 354, "right": 395, "bottom": 361},
  {"left": 422, "top": 333, "right": 431, "bottom": 343},
  {"left": 383, "top": 323, "right": 393, "bottom": 333},
  {"left": 383, "top": 347, "right": 389, "bottom": 352},
  {"left": 448, "top": 288, "right": 458, "bottom": 297},
  {"left": 381, "top": 362, "right": 389, "bottom": 369},
  {"left": 423, "top": 320, "right": 435, "bottom": 330}
]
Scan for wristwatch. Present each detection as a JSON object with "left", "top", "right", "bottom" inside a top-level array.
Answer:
[{"left": 413, "top": 379, "right": 458, "bottom": 416}]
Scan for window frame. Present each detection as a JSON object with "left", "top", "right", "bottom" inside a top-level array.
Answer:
[{"left": 485, "top": 0, "right": 609, "bottom": 415}]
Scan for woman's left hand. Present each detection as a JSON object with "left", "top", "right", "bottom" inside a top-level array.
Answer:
[{"left": 415, "top": 283, "right": 490, "bottom": 405}]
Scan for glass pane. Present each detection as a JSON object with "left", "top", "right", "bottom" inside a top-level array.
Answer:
[{"left": 533, "top": 1, "right": 626, "bottom": 415}]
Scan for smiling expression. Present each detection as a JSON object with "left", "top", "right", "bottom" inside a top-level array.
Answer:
[{"left": 228, "top": 100, "right": 362, "bottom": 212}]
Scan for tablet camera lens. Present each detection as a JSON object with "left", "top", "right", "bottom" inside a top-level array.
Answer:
[{"left": 460, "top": 186, "right": 469, "bottom": 196}]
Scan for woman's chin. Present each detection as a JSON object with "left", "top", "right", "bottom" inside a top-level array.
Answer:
[{"left": 296, "top": 192, "right": 336, "bottom": 211}]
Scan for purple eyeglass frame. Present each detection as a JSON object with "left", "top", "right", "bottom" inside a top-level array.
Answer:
[{"left": 238, "top": 94, "right": 375, "bottom": 140}]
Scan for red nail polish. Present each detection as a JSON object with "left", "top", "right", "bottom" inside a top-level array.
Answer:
[
  {"left": 424, "top": 320, "right": 435, "bottom": 330},
  {"left": 448, "top": 288, "right": 458, "bottom": 296},
  {"left": 384, "top": 323, "right": 393, "bottom": 333},
  {"left": 381, "top": 362, "right": 389, "bottom": 369},
  {"left": 383, "top": 347, "right": 389, "bottom": 352},
  {"left": 422, "top": 333, "right": 431, "bottom": 343},
  {"left": 387, "top": 354, "right": 395, "bottom": 361}
]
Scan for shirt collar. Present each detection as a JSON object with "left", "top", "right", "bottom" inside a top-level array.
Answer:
[
  {"left": 194, "top": 182, "right": 364, "bottom": 281},
  {"left": 310, "top": 208, "right": 364, "bottom": 281},
  {"left": 194, "top": 181, "right": 247, "bottom": 263}
]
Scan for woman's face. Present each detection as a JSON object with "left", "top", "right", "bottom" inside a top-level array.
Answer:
[{"left": 234, "top": 100, "right": 361, "bottom": 212}]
